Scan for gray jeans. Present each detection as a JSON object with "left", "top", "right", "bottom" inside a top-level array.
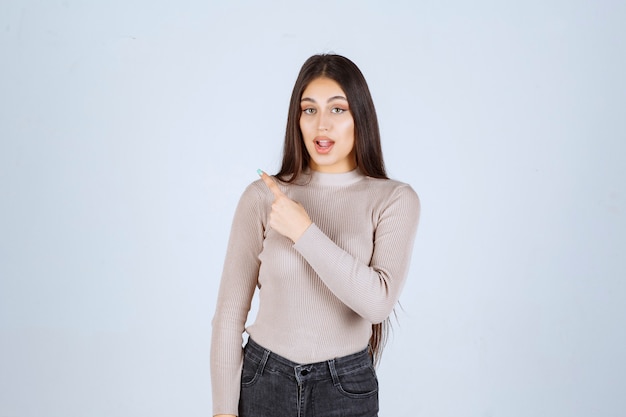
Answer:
[{"left": 239, "top": 338, "right": 379, "bottom": 417}]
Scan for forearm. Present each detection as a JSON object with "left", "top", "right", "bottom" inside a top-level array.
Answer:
[
  {"left": 293, "top": 186, "right": 420, "bottom": 323},
  {"left": 293, "top": 225, "right": 400, "bottom": 322}
]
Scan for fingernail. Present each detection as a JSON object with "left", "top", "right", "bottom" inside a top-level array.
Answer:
[{"left": 256, "top": 169, "right": 263, "bottom": 176}]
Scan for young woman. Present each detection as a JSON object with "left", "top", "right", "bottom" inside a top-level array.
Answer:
[{"left": 211, "top": 53, "right": 420, "bottom": 417}]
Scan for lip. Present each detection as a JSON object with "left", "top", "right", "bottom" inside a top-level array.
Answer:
[{"left": 314, "top": 136, "right": 335, "bottom": 154}]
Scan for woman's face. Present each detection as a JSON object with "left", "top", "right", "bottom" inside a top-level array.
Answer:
[{"left": 299, "top": 77, "right": 356, "bottom": 173}]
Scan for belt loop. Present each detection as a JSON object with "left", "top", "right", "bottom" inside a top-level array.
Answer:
[
  {"left": 327, "top": 359, "right": 340, "bottom": 386},
  {"left": 258, "top": 348, "right": 270, "bottom": 376}
]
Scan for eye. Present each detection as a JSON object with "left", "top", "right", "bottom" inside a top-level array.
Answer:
[
  {"left": 331, "top": 107, "right": 347, "bottom": 114},
  {"left": 302, "top": 108, "right": 316, "bottom": 115}
]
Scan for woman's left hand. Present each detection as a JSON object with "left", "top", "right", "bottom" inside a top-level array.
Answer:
[{"left": 259, "top": 170, "right": 312, "bottom": 242}]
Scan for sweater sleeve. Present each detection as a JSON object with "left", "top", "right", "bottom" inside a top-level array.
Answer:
[
  {"left": 210, "top": 182, "right": 266, "bottom": 416},
  {"left": 293, "top": 184, "right": 420, "bottom": 324}
]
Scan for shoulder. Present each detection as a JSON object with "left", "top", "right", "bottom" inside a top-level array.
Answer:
[
  {"left": 234, "top": 178, "right": 275, "bottom": 213},
  {"left": 363, "top": 177, "right": 420, "bottom": 205},
  {"left": 362, "top": 177, "right": 421, "bottom": 225},
  {"left": 365, "top": 181, "right": 420, "bottom": 235}
]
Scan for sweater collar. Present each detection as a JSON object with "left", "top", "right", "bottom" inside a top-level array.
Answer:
[{"left": 307, "top": 168, "right": 365, "bottom": 186}]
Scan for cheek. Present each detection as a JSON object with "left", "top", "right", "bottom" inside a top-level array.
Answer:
[
  {"left": 342, "top": 119, "right": 355, "bottom": 139},
  {"left": 299, "top": 119, "right": 311, "bottom": 136}
]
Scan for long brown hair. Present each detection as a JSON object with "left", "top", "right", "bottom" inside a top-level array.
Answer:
[
  {"left": 277, "top": 53, "right": 387, "bottom": 181},
  {"left": 277, "top": 54, "right": 390, "bottom": 365}
]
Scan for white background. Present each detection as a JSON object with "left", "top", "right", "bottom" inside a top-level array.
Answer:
[{"left": 1, "top": 1, "right": 625, "bottom": 416}]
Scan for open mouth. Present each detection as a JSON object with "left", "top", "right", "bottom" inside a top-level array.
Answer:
[{"left": 314, "top": 138, "right": 335, "bottom": 154}]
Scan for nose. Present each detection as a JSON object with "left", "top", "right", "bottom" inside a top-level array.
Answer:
[{"left": 318, "top": 112, "right": 330, "bottom": 131}]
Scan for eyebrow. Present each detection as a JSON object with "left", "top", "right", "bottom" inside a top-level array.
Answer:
[{"left": 300, "top": 95, "right": 348, "bottom": 103}]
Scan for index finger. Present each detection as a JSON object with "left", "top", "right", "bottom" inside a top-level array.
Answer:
[{"left": 257, "top": 169, "right": 284, "bottom": 199}]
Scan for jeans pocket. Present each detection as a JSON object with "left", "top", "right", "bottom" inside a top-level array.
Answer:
[
  {"left": 241, "top": 352, "right": 263, "bottom": 387},
  {"left": 334, "top": 365, "right": 379, "bottom": 399}
]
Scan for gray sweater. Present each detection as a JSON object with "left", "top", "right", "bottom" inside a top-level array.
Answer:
[{"left": 211, "top": 168, "right": 420, "bottom": 415}]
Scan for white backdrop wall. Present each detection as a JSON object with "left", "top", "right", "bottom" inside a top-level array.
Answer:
[{"left": 1, "top": 1, "right": 625, "bottom": 416}]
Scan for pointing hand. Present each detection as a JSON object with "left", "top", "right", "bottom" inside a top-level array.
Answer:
[{"left": 258, "top": 169, "right": 312, "bottom": 243}]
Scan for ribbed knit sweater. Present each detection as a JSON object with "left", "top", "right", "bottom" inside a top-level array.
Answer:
[{"left": 210, "top": 168, "right": 420, "bottom": 415}]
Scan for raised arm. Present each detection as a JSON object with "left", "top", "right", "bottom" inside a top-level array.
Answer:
[{"left": 293, "top": 184, "right": 420, "bottom": 323}]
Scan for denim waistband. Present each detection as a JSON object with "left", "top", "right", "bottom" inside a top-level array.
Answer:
[{"left": 244, "top": 338, "right": 373, "bottom": 384}]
